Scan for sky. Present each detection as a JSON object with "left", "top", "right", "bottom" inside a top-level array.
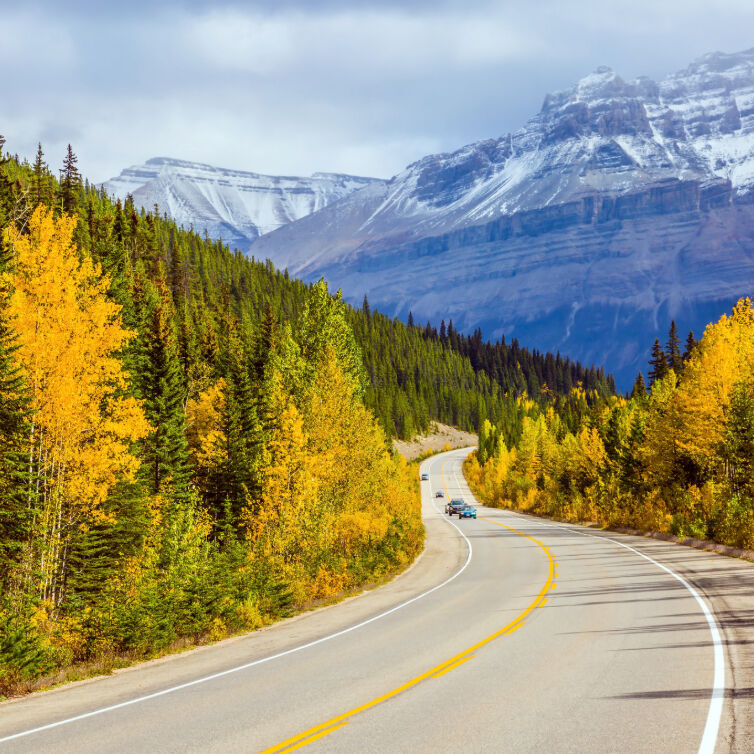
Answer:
[{"left": 3, "top": 0, "right": 754, "bottom": 184}]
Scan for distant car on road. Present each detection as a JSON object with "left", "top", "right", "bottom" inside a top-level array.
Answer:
[
  {"left": 457, "top": 504, "right": 477, "bottom": 519},
  {"left": 421, "top": 473, "right": 429, "bottom": 481},
  {"left": 447, "top": 498, "right": 465, "bottom": 515},
  {"left": 435, "top": 490, "right": 444, "bottom": 498}
]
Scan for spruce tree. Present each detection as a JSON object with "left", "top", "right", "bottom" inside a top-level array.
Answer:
[
  {"left": 683, "top": 330, "right": 696, "bottom": 362},
  {"left": 32, "top": 143, "right": 52, "bottom": 209},
  {"left": 631, "top": 372, "right": 647, "bottom": 399},
  {"left": 135, "top": 274, "right": 191, "bottom": 498},
  {"left": 59, "top": 144, "right": 82, "bottom": 214},
  {"left": 0, "top": 242, "right": 32, "bottom": 589},
  {"left": 648, "top": 339, "right": 668, "bottom": 386},
  {"left": 666, "top": 320, "right": 683, "bottom": 372}
]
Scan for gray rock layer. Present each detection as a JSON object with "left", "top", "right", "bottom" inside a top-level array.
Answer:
[{"left": 251, "top": 48, "right": 754, "bottom": 386}]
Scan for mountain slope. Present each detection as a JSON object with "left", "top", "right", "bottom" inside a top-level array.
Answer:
[
  {"left": 252, "top": 48, "right": 754, "bottom": 386},
  {"left": 104, "top": 157, "right": 381, "bottom": 250}
]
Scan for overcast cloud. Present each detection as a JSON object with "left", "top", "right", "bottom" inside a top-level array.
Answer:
[{"left": 3, "top": 0, "right": 754, "bottom": 183}]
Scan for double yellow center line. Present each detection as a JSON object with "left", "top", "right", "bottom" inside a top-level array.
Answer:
[{"left": 259, "top": 458, "right": 555, "bottom": 754}]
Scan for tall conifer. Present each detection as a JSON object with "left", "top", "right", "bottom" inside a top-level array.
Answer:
[
  {"left": 648, "top": 339, "right": 668, "bottom": 386},
  {"left": 136, "top": 273, "right": 191, "bottom": 498},
  {"left": 59, "top": 144, "right": 82, "bottom": 214},
  {"left": 683, "top": 330, "right": 697, "bottom": 362},
  {"left": 0, "top": 239, "right": 31, "bottom": 589},
  {"left": 666, "top": 320, "right": 683, "bottom": 372}
]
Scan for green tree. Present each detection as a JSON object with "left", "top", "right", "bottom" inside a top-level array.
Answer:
[
  {"left": 683, "top": 330, "right": 696, "bottom": 362},
  {"left": 0, "top": 244, "right": 31, "bottom": 590},
  {"left": 135, "top": 273, "right": 191, "bottom": 498},
  {"left": 648, "top": 339, "right": 668, "bottom": 386},
  {"left": 631, "top": 372, "right": 647, "bottom": 399},
  {"left": 666, "top": 320, "right": 683, "bottom": 372},
  {"left": 59, "top": 144, "right": 82, "bottom": 214}
]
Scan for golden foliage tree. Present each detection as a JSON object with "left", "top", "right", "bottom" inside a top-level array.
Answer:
[{"left": 3, "top": 206, "right": 149, "bottom": 606}]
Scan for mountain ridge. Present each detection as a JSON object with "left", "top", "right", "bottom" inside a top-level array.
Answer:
[
  {"left": 103, "top": 156, "right": 382, "bottom": 250},
  {"left": 251, "top": 46, "right": 754, "bottom": 386}
]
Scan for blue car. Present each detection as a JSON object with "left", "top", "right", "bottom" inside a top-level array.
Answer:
[{"left": 457, "top": 504, "right": 477, "bottom": 519}]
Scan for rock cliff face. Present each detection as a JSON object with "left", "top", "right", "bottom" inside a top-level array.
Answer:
[
  {"left": 103, "top": 157, "right": 381, "bottom": 251},
  {"left": 251, "top": 48, "right": 754, "bottom": 386}
]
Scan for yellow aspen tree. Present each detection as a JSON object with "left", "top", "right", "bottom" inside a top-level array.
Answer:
[
  {"left": 305, "top": 347, "right": 392, "bottom": 562},
  {"left": 3, "top": 206, "right": 149, "bottom": 607},
  {"left": 245, "top": 373, "right": 319, "bottom": 586}
]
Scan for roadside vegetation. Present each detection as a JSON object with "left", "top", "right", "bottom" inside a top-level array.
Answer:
[
  {"left": 466, "top": 304, "right": 754, "bottom": 551},
  {"left": 0, "top": 137, "right": 614, "bottom": 695}
]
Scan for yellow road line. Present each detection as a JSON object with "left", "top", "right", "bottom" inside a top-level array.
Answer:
[
  {"left": 431, "top": 655, "right": 473, "bottom": 678},
  {"left": 504, "top": 622, "right": 524, "bottom": 635},
  {"left": 275, "top": 722, "right": 350, "bottom": 753},
  {"left": 258, "top": 457, "right": 554, "bottom": 754}
]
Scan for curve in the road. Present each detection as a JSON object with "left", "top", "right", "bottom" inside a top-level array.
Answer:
[
  {"left": 501, "top": 511, "right": 726, "bottom": 754},
  {"left": 0, "top": 454, "right": 476, "bottom": 747},
  {"left": 258, "top": 458, "right": 556, "bottom": 754}
]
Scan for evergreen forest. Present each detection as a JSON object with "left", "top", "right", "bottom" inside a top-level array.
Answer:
[{"left": 0, "top": 139, "right": 612, "bottom": 693}]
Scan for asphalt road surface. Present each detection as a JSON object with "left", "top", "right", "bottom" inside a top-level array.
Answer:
[{"left": 1, "top": 448, "right": 753, "bottom": 753}]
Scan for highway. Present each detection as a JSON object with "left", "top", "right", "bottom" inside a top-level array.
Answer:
[{"left": 1, "top": 447, "right": 752, "bottom": 752}]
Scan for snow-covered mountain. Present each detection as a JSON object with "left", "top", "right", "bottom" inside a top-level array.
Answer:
[
  {"left": 252, "top": 48, "right": 754, "bottom": 386},
  {"left": 103, "top": 157, "right": 381, "bottom": 250}
]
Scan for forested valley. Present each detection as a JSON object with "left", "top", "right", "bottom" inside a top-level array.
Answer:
[
  {"left": 466, "top": 309, "right": 754, "bottom": 552},
  {"left": 0, "top": 139, "right": 614, "bottom": 693}
]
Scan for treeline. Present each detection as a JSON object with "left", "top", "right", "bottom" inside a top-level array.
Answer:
[
  {"left": 465, "top": 304, "right": 754, "bottom": 551},
  {"left": 352, "top": 306, "right": 614, "bottom": 439},
  {"left": 0, "top": 140, "right": 422, "bottom": 693},
  {"left": 0, "top": 141, "right": 615, "bottom": 446},
  {"left": 411, "top": 314, "right": 615, "bottom": 398}
]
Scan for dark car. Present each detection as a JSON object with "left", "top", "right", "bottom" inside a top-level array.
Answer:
[
  {"left": 447, "top": 498, "right": 465, "bottom": 515},
  {"left": 435, "top": 490, "right": 444, "bottom": 498},
  {"left": 457, "top": 504, "right": 477, "bottom": 519},
  {"left": 421, "top": 473, "right": 429, "bottom": 481}
]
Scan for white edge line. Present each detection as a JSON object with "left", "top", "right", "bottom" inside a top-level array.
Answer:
[
  {"left": 0, "top": 451, "right": 473, "bottom": 745},
  {"left": 500, "top": 510, "right": 725, "bottom": 754}
]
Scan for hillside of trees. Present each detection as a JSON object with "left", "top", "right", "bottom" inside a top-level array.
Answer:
[
  {"left": 0, "top": 141, "right": 425, "bottom": 694},
  {"left": 0, "top": 138, "right": 614, "bottom": 694},
  {"left": 465, "top": 306, "right": 754, "bottom": 551}
]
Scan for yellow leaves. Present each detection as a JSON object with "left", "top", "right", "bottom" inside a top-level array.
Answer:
[
  {"left": 243, "top": 343, "right": 422, "bottom": 597},
  {"left": 575, "top": 426, "right": 606, "bottom": 487},
  {"left": 644, "top": 298, "right": 754, "bottom": 479},
  {"left": 3, "top": 206, "right": 149, "bottom": 524},
  {"left": 186, "top": 379, "right": 226, "bottom": 469},
  {"left": 337, "top": 510, "right": 389, "bottom": 555}
]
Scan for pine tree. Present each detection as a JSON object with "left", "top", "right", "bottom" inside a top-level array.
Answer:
[
  {"left": 59, "top": 144, "right": 82, "bottom": 214},
  {"left": 683, "top": 330, "right": 696, "bottom": 362},
  {"left": 630, "top": 372, "right": 647, "bottom": 399},
  {"left": 136, "top": 273, "right": 191, "bottom": 498},
  {"left": 32, "top": 143, "right": 52, "bottom": 209},
  {"left": 648, "top": 339, "right": 668, "bottom": 386},
  {"left": 666, "top": 320, "right": 683, "bottom": 372},
  {"left": 0, "top": 239, "right": 32, "bottom": 590}
]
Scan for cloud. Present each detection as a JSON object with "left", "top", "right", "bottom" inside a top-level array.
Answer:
[{"left": 4, "top": 1, "right": 754, "bottom": 185}]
